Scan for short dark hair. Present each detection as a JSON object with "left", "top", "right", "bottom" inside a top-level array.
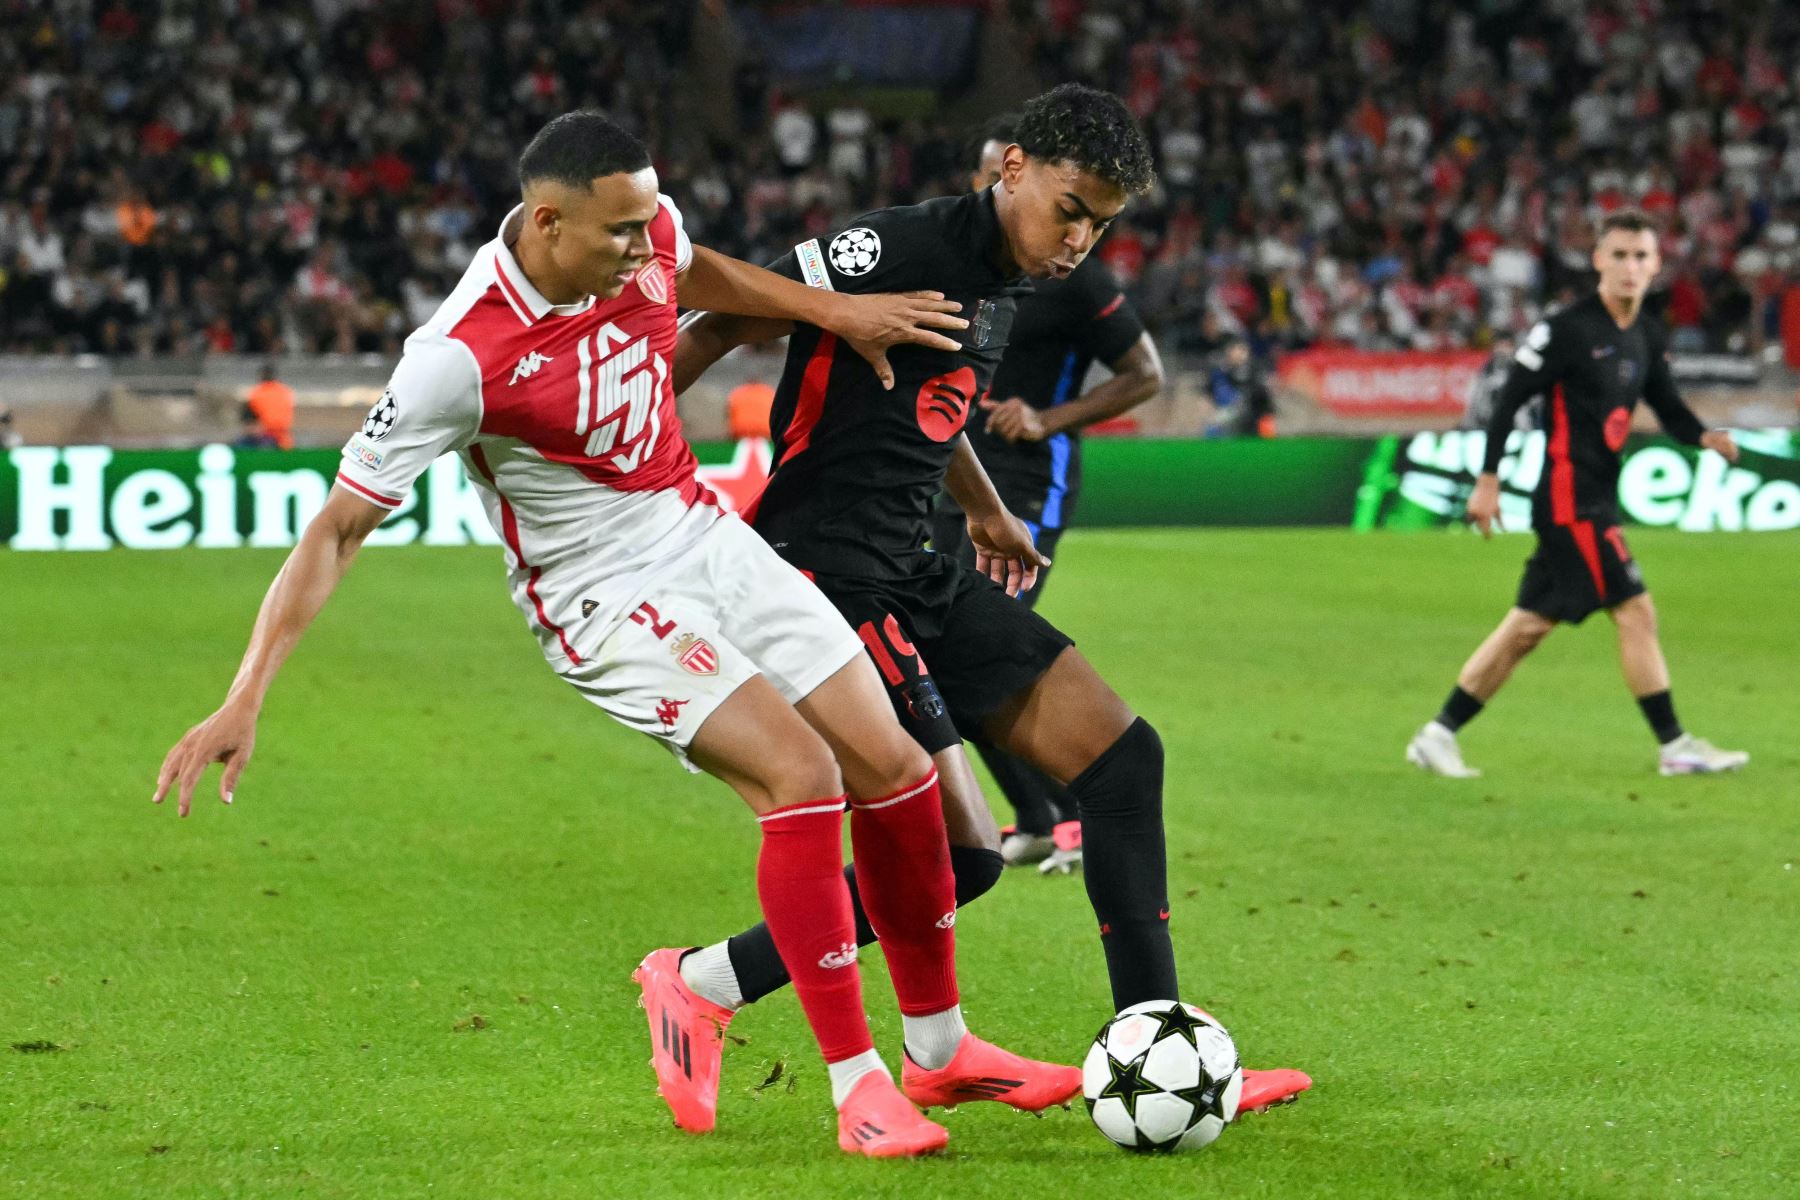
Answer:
[
  {"left": 967, "top": 113, "right": 1019, "bottom": 168},
  {"left": 1014, "top": 84, "right": 1155, "bottom": 194},
  {"left": 1598, "top": 207, "right": 1656, "bottom": 237},
  {"left": 518, "top": 111, "right": 652, "bottom": 190}
]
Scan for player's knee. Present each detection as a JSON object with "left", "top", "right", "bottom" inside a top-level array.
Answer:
[
  {"left": 1070, "top": 717, "right": 1164, "bottom": 818},
  {"left": 771, "top": 742, "right": 845, "bottom": 806},
  {"left": 1509, "top": 616, "right": 1553, "bottom": 653},
  {"left": 889, "top": 738, "right": 936, "bottom": 791},
  {"left": 1614, "top": 596, "right": 1657, "bottom": 637},
  {"left": 949, "top": 844, "right": 1004, "bottom": 906}
]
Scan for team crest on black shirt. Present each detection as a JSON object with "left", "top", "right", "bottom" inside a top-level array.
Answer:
[{"left": 970, "top": 299, "right": 996, "bottom": 348}]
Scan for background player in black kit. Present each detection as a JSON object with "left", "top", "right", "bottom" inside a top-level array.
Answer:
[
  {"left": 1407, "top": 209, "right": 1749, "bottom": 780},
  {"left": 931, "top": 115, "right": 1165, "bottom": 870},
  {"left": 666, "top": 83, "right": 1308, "bottom": 1115}
]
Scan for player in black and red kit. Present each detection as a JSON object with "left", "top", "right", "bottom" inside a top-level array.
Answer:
[
  {"left": 931, "top": 115, "right": 1164, "bottom": 871},
  {"left": 658, "top": 84, "right": 1309, "bottom": 1117},
  {"left": 1407, "top": 209, "right": 1749, "bottom": 779}
]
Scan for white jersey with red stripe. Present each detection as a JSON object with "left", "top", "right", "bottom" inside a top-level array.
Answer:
[{"left": 336, "top": 195, "right": 722, "bottom": 666}]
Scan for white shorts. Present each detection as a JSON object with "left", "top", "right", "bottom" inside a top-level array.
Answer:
[{"left": 554, "top": 514, "right": 862, "bottom": 770}]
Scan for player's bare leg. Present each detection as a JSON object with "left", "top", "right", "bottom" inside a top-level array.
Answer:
[
  {"left": 1408, "top": 607, "right": 1555, "bottom": 778},
  {"left": 1456, "top": 607, "right": 1556, "bottom": 700},
  {"left": 1608, "top": 595, "right": 1748, "bottom": 775},
  {"left": 791, "top": 653, "right": 937, "bottom": 798},
  {"left": 1610, "top": 594, "right": 1670, "bottom": 698},
  {"left": 634, "top": 673, "right": 946, "bottom": 1155},
  {"left": 685, "top": 675, "right": 845, "bottom": 816},
  {"left": 931, "top": 741, "right": 1002, "bottom": 851}
]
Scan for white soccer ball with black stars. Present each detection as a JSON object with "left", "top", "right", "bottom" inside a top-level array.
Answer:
[
  {"left": 362, "top": 388, "right": 398, "bottom": 440},
  {"left": 1082, "top": 1000, "right": 1242, "bottom": 1153},
  {"left": 828, "top": 227, "right": 881, "bottom": 276}
]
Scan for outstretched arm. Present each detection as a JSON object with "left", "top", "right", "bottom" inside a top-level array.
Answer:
[
  {"left": 677, "top": 244, "right": 965, "bottom": 389},
  {"left": 153, "top": 489, "right": 389, "bottom": 816},
  {"left": 672, "top": 309, "right": 795, "bottom": 396},
  {"left": 944, "top": 434, "right": 1049, "bottom": 597},
  {"left": 981, "top": 333, "right": 1164, "bottom": 443}
]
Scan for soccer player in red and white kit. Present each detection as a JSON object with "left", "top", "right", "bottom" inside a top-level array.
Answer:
[{"left": 151, "top": 111, "right": 1078, "bottom": 1158}]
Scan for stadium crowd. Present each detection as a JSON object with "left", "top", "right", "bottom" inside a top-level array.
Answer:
[{"left": 1, "top": 1, "right": 1796, "bottom": 362}]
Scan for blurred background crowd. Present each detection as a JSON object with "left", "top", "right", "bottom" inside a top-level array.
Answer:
[{"left": 2, "top": 0, "right": 1798, "bottom": 370}]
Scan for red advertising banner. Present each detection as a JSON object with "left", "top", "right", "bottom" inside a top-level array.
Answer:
[{"left": 1276, "top": 348, "right": 1487, "bottom": 418}]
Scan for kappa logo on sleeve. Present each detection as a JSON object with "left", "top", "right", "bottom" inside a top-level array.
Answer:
[{"left": 828, "top": 227, "right": 881, "bottom": 276}]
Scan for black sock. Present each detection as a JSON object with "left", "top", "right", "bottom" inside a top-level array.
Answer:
[
  {"left": 1435, "top": 686, "right": 1484, "bottom": 733},
  {"left": 725, "top": 845, "right": 1005, "bottom": 1006},
  {"left": 972, "top": 737, "right": 1072, "bottom": 835},
  {"left": 1067, "top": 717, "right": 1178, "bottom": 1009},
  {"left": 1637, "top": 690, "right": 1683, "bottom": 745}
]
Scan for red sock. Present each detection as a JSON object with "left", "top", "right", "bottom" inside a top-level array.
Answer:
[
  {"left": 849, "top": 769, "right": 959, "bottom": 1017},
  {"left": 755, "top": 797, "right": 874, "bottom": 1063}
]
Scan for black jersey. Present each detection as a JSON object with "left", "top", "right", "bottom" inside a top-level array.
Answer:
[
  {"left": 963, "top": 256, "right": 1145, "bottom": 528},
  {"left": 749, "top": 188, "right": 1030, "bottom": 579},
  {"left": 1484, "top": 292, "right": 1705, "bottom": 526}
]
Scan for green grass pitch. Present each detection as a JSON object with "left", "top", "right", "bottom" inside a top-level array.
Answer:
[{"left": 3, "top": 528, "right": 1796, "bottom": 1199}]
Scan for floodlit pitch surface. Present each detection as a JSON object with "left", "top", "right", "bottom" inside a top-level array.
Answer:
[{"left": 3, "top": 528, "right": 1796, "bottom": 1199}]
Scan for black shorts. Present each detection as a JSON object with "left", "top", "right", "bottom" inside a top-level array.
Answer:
[
  {"left": 1517, "top": 518, "right": 1646, "bottom": 624},
  {"left": 808, "top": 554, "right": 1075, "bottom": 754},
  {"left": 927, "top": 501, "right": 1067, "bottom": 610}
]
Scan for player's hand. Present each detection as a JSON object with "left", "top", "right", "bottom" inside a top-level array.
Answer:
[
  {"left": 153, "top": 700, "right": 258, "bottom": 818},
  {"left": 979, "top": 396, "right": 1047, "bottom": 442},
  {"left": 1465, "top": 474, "right": 1503, "bottom": 539},
  {"left": 967, "top": 511, "right": 1050, "bottom": 597},
  {"left": 1700, "top": 429, "right": 1740, "bottom": 464},
  {"left": 833, "top": 291, "right": 967, "bottom": 390}
]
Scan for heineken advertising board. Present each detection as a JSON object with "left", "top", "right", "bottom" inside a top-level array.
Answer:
[{"left": 2, "top": 433, "right": 1796, "bottom": 551}]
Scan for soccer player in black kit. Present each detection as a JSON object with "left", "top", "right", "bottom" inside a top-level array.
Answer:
[
  {"left": 931, "top": 115, "right": 1165, "bottom": 871},
  {"left": 1407, "top": 209, "right": 1749, "bottom": 779},
  {"left": 657, "top": 84, "right": 1309, "bottom": 1120}
]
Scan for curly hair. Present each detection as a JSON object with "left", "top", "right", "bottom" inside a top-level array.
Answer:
[{"left": 1014, "top": 84, "right": 1155, "bottom": 194}]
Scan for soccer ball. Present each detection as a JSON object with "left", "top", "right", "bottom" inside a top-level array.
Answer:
[{"left": 1082, "top": 1000, "right": 1242, "bottom": 1153}]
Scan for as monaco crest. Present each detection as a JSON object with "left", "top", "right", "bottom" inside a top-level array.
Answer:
[
  {"left": 636, "top": 261, "right": 670, "bottom": 305},
  {"left": 672, "top": 632, "right": 718, "bottom": 676}
]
